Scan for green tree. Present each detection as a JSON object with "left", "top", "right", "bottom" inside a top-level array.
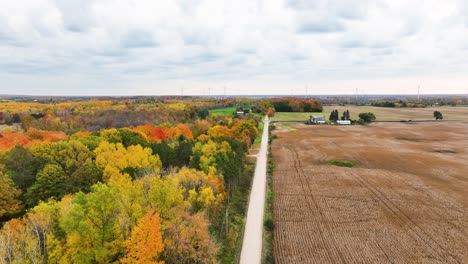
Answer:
[
  {"left": 59, "top": 183, "right": 121, "bottom": 263},
  {"left": 30, "top": 140, "right": 92, "bottom": 176},
  {"left": 78, "top": 135, "right": 104, "bottom": 151},
  {"left": 25, "top": 164, "right": 68, "bottom": 207},
  {"left": 12, "top": 113, "right": 21, "bottom": 124},
  {"left": 433, "top": 111, "right": 443, "bottom": 120},
  {"left": 118, "top": 129, "right": 150, "bottom": 148},
  {"left": 69, "top": 162, "right": 103, "bottom": 193},
  {"left": 329, "top": 110, "right": 339, "bottom": 122},
  {"left": 358, "top": 112, "right": 376, "bottom": 123},
  {"left": 4, "top": 146, "right": 36, "bottom": 192},
  {"left": 151, "top": 141, "right": 177, "bottom": 169},
  {"left": 341, "top": 110, "right": 350, "bottom": 120}
]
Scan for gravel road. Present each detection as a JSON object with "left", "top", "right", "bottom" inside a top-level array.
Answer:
[{"left": 240, "top": 116, "right": 269, "bottom": 264}]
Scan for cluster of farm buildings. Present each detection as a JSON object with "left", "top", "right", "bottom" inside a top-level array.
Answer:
[{"left": 310, "top": 116, "right": 351, "bottom": 125}]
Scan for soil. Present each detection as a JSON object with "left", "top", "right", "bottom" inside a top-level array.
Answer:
[{"left": 272, "top": 122, "right": 468, "bottom": 263}]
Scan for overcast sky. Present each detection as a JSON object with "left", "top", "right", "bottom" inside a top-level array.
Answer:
[{"left": 1, "top": 0, "right": 468, "bottom": 96}]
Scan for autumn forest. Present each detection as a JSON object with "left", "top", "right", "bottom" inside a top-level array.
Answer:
[{"left": 0, "top": 97, "right": 321, "bottom": 263}]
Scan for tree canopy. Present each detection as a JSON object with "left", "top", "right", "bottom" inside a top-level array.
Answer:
[
  {"left": 433, "top": 111, "right": 443, "bottom": 120},
  {"left": 358, "top": 112, "right": 376, "bottom": 124}
]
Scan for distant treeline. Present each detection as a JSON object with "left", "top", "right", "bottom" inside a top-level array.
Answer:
[
  {"left": 0, "top": 98, "right": 249, "bottom": 134},
  {"left": 259, "top": 98, "right": 323, "bottom": 113}
]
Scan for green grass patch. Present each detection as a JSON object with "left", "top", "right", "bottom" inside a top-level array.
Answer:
[
  {"left": 327, "top": 160, "right": 357, "bottom": 167},
  {"left": 209, "top": 107, "right": 236, "bottom": 115},
  {"left": 271, "top": 112, "right": 323, "bottom": 122},
  {"left": 254, "top": 122, "right": 264, "bottom": 145},
  {"left": 262, "top": 125, "right": 275, "bottom": 264},
  {"left": 210, "top": 107, "right": 264, "bottom": 119},
  {"left": 274, "top": 122, "right": 297, "bottom": 131},
  {"left": 432, "top": 149, "right": 457, "bottom": 154}
]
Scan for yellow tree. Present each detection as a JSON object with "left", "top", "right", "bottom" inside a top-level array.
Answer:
[
  {"left": 190, "top": 140, "right": 231, "bottom": 175},
  {"left": 136, "top": 175, "right": 184, "bottom": 222},
  {"left": 94, "top": 142, "right": 161, "bottom": 182},
  {"left": 173, "top": 168, "right": 225, "bottom": 214},
  {"left": 0, "top": 172, "right": 22, "bottom": 218},
  {"left": 232, "top": 119, "right": 258, "bottom": 146},
  {"left": 107, "top": 172, "right": 145, "bottom": 242},
  {"left": 121, "top": 210, "right": 164, "bottom": 264},
  {"left": 207, "top": 125, "right": 233, "bottom": 139},
  {"left": 0, "top": 218, "right": 43, "bottom": 263},
  {"left": 100, "top": 128, "right": 122, "bottom": 143},
  {"left": 59, "top": 183, "right": 122, "bottom": 263}
]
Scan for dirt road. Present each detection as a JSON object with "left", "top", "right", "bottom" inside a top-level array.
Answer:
[
  {"left": 240, "top": 117, "right": 269, "bottom": 264},
  {"left": 272, "top": 122, "right": 468, "bottom": 263}
]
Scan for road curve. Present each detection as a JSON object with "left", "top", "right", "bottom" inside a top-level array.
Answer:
[{"left": 240, "top": 116, "right": 269, "bottom": 264}]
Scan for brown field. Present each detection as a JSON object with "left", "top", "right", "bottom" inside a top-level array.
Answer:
[{"left": 272, "top": 122, "right": 468, "bottom": 263}]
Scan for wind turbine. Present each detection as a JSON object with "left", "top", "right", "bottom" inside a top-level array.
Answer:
[{"left": 417, "top": 84, "right": 421, "bottom": 101}]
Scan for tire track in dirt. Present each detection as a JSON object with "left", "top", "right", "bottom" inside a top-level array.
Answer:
[
  {"left": 273, "top": 145, "right": 331, "bottom": 264},
  {"left": 304, "top": 141, "right": 460, "bottom": 263},
  {"left": 339, "top": 135, "right": 467, "bottom": 233},
  {"left": 288, "top": 144, "right": 459, "bottom": 263},
  {"left": 350, "top": 171, "right": 461, "bottom": 263},
  {"left": 284, "top": 146, "right": 334, "bottom": 263},
  {"left": 273, "top": 147, "right": 311, "bottom": 263},
  {"left": 383, "top": 174, "right": 468, "bottom": 237},
  {"left": 329, "top": 139, "right": 463, "bottom": 263},
  {"left": 289, "top": 146, "right": 359, "bottom": 264}
]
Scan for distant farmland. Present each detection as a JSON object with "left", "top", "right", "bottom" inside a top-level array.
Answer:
[
  {"left": 271, "top": 122, "right": 468, "bottom": 263},
  {"left": 271, "top": 105, "right": 468, "bottom": 122}
]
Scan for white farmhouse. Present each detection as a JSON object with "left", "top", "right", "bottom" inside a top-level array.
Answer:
[{"left": 311, "top": 116, "right": 326, "bottom": 124}]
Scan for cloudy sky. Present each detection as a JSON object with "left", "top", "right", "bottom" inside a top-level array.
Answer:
[{"left": 1, "top": 0, "right": 468, "bottom": 96}]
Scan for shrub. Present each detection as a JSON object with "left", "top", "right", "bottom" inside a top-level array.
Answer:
[
  {"left": 327, "top": 160, "right": 357, "bottom": 167},
  {"left": 264, "top": 217, "right": 274, "bottom": 232}
]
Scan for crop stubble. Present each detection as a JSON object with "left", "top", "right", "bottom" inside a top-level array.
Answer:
[{"left": 272, "top": 122, "right": 468, "bottom": 263}]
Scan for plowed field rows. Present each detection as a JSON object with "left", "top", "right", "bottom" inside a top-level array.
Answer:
[{"left": 272, "top": 122, "right": 468, "bottom": 263}]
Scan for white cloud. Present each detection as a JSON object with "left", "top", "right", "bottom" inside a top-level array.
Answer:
[{"left": 0, "top": 0, "right": 467, "bottom": 95}]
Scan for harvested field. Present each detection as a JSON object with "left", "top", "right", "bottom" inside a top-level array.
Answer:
[{"left": 272, "top": 122, "right": 468, "bottom": 263}]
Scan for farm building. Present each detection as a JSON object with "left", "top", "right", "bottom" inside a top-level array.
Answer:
[
  {"left": 311, "top": 116, "right": 326, "bottom": 124},
  {"left": 337, "top": 120, "right": 351, "bottom": 125}
]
